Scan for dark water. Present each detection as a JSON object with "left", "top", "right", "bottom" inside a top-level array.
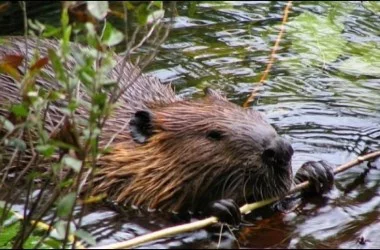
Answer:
[{"left": 2, "top": 1, "right": 380, "bottom": 249}]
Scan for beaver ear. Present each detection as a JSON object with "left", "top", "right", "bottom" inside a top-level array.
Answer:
[
  {"left": 204, "top": 87, "right": 228, "bottom": 101},
  {"left": 129, "top": 110, "right": 155, "bottom": 144}
]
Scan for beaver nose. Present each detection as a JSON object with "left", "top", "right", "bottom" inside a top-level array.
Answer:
[{"left": 262, "top": 138, "right": 294, "bottom": 166}]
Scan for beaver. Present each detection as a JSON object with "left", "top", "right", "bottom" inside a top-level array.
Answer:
[{"left": 0, "top": 36, "right": 334, "bottom": 225}]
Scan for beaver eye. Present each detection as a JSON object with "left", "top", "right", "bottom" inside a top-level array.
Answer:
[{"left": 206, "top": 130, "right": 224, "bottom": 141}]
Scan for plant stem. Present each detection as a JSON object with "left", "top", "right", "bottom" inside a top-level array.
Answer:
[{"left": 90, "top": 150, "right": 380, "bottom": 249}]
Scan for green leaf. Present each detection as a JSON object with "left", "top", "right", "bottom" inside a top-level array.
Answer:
[
  {"left": 87, "top": 1, "right": 109, "bottom": 20},
  {"left": 47, "top": 91, "right": 65, "bottom": 102},
  {"left": 0, "top": 206, "right": 18, "bottom": 222},
  {"left": 74, "top": 229, "right": 96, "bottom": 246},
  {"left": 85, "top": 22, "right": 96, "bottom": 38},
  {"left": 84, "top": 22, "right": 98, "bottom": 48},
  {"left": 61, "top": 5, "right": 69, "bottom": 28},
  {"left": 52, "top": 163, "right": 62, "bottom": 176},
  {"left": 62, "top": 25, "right": 72, "bottom": 57},
  {"left": 43, "top": 238, "right": 62, "bottom": 249},
  {"left": 36, "top": 144, "right": 58, "bottom": 157},
  {"left": 151, "top": 1, "right": 163, "bottom": 9},
  {"left": 0, "top": 222, "right": 20, "bottom": 247},
  {"left": 11, "top": 103, "right": 28, "bottom": 118},
  {"left": 51, "top": 220, "right": 76, "bottom": 242},
  {"left": 51, "top": 140, "right": 78, "bottom": 151},
  {"left": 82, "top": 128, "right": 101, "bottom": 140},
  {"left": 57, "top": 193, "right": 76, "bottom": 218},
  {"left": 67, "top": 100, "right": 79, "bottom": 112},
  {"left": 6, "top": 138, "right": 27, "bottom": 152},
  {"left": 102, "top": 22, "right": 124, "bottom": 47},
  {"left": 78, "top": 70, "right": 94, "bottom": 86},
  {"left": 26, "top": 91, "right": 39, "bottom": 98},
  {"left": 62, "top": 156, "right": 82, "bottom": 173},
  {"left": 100, "top": 80, "right": 117, "bottom": 89},
  {"left": 0, "top": 116, "right": 14, "bottom": 132},
  {"left": 147, "top": 10, "right": 165, "bottom": 24},
  {"left": 28, "top": 20, "right": 46, "bottom": 34},
  {"left": 23, "top": 235, "right": 51, "bottom": 249},
  {"left": 48, "top": 49, "right": 66, "bottom": 83},
  {"left": 59, "top": 179, "right": 74, "bottom": 189},
  {"left": 40, "top": 130, "right": 50, "bottom": 144},
  {"left": 0, "top": 208, "right": 63, "bottom": 249},
  {"left": 136, "top": 3, "right": 150, "bottom": 25},
  {"left": 92, "top": 93, "right": 107, "bottom": 107},
  {"left": 50, "top": 220, "right": 66, "bottom": 240},
  {"left": 42, "top": 24, "right": 62, "bottom": 38}
]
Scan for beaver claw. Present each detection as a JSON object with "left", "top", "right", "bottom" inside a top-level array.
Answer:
[
  {"left": 295, "top": 160, "right": 335, "bottom": 194},
  {"left": 205, "top": 199, "right": 241, "bottom": 227}
]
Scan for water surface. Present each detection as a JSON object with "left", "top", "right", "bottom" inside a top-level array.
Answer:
[{"left": 2, "top": 1, "right": 380, "bottom": 249}]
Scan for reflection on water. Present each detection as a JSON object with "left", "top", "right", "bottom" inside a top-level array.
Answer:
[{"left": 2, "top": 1, "right": 380, "bottom": 249}]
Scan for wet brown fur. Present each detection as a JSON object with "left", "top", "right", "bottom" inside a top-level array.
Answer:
[{"left": 0, "top": 37, "right": 293, "bottom": 214}]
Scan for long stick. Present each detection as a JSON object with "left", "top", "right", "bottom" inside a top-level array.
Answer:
[
  {"left": 90, "top": 150, "right": 380, "bottom": 249},
  {"left": 243, "top": 1, "right": 293, "bottom": 108}
]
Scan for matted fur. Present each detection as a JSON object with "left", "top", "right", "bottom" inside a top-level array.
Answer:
[{"left": 0, "top": 37, "right": 293, "bottom": 213}]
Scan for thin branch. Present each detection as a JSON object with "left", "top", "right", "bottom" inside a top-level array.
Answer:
[
  {"left": 90, "top": 217, "right": 218, "bottom": 250},
  {"left": 17, "top": 177, "right": 33, "bottom": 247},
  {"left": 90, "top": 150, "right": 380, "bottom": 249},
  {"left": 20, "top": 1, "right": 29, "bottom": 69},
  {"left": 32, "top": 211, "right": 58, "bottom": 249},
  {"left": 243, "top": 1, "right": 292, "bottom": 108}
]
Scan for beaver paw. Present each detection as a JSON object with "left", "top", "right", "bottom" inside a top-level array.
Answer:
[
  {"left": 205, "top": 199, "right": 241, "bottom": 227},
  {"left": 295, "top": 160, "right": 335, "bottom": 195}
]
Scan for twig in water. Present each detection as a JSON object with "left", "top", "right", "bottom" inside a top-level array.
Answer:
[
  {"left": 89, "top": 150, "right": 380, "bottom": 249},
  {"left": 243, "top": 1, "right": 293, "bottom": 108}
]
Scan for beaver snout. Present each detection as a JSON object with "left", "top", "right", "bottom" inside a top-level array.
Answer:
[{"left": 262, "top": 138, "right": 294, "bottom": 167}]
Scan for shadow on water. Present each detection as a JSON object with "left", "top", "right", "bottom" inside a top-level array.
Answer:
[{"left": 2, "top": 1, "right": 380, "bottom": 249}]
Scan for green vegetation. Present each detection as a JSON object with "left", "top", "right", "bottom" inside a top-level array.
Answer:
[
  {"left": 0, "top": 1, "right": 173, "bottom": 248},
  {"left": 0, "top": 1, "right": 379, "bottom": 249}
]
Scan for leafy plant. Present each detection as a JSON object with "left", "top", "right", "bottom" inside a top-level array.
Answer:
[{"left": 0, "top": 1, "right": 173, "bottom": 248}]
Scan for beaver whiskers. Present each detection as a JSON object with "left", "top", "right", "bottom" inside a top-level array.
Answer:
[{"left": 1, "top": 37, "right": 334, "bottom": 220}]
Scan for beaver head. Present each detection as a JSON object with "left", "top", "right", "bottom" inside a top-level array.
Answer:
[
  {"left": 93, "top": 88, "right": 294, "bottom": 213},
  {"left": 0, "top": 37, "right": 333, "bottom": 218}
]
